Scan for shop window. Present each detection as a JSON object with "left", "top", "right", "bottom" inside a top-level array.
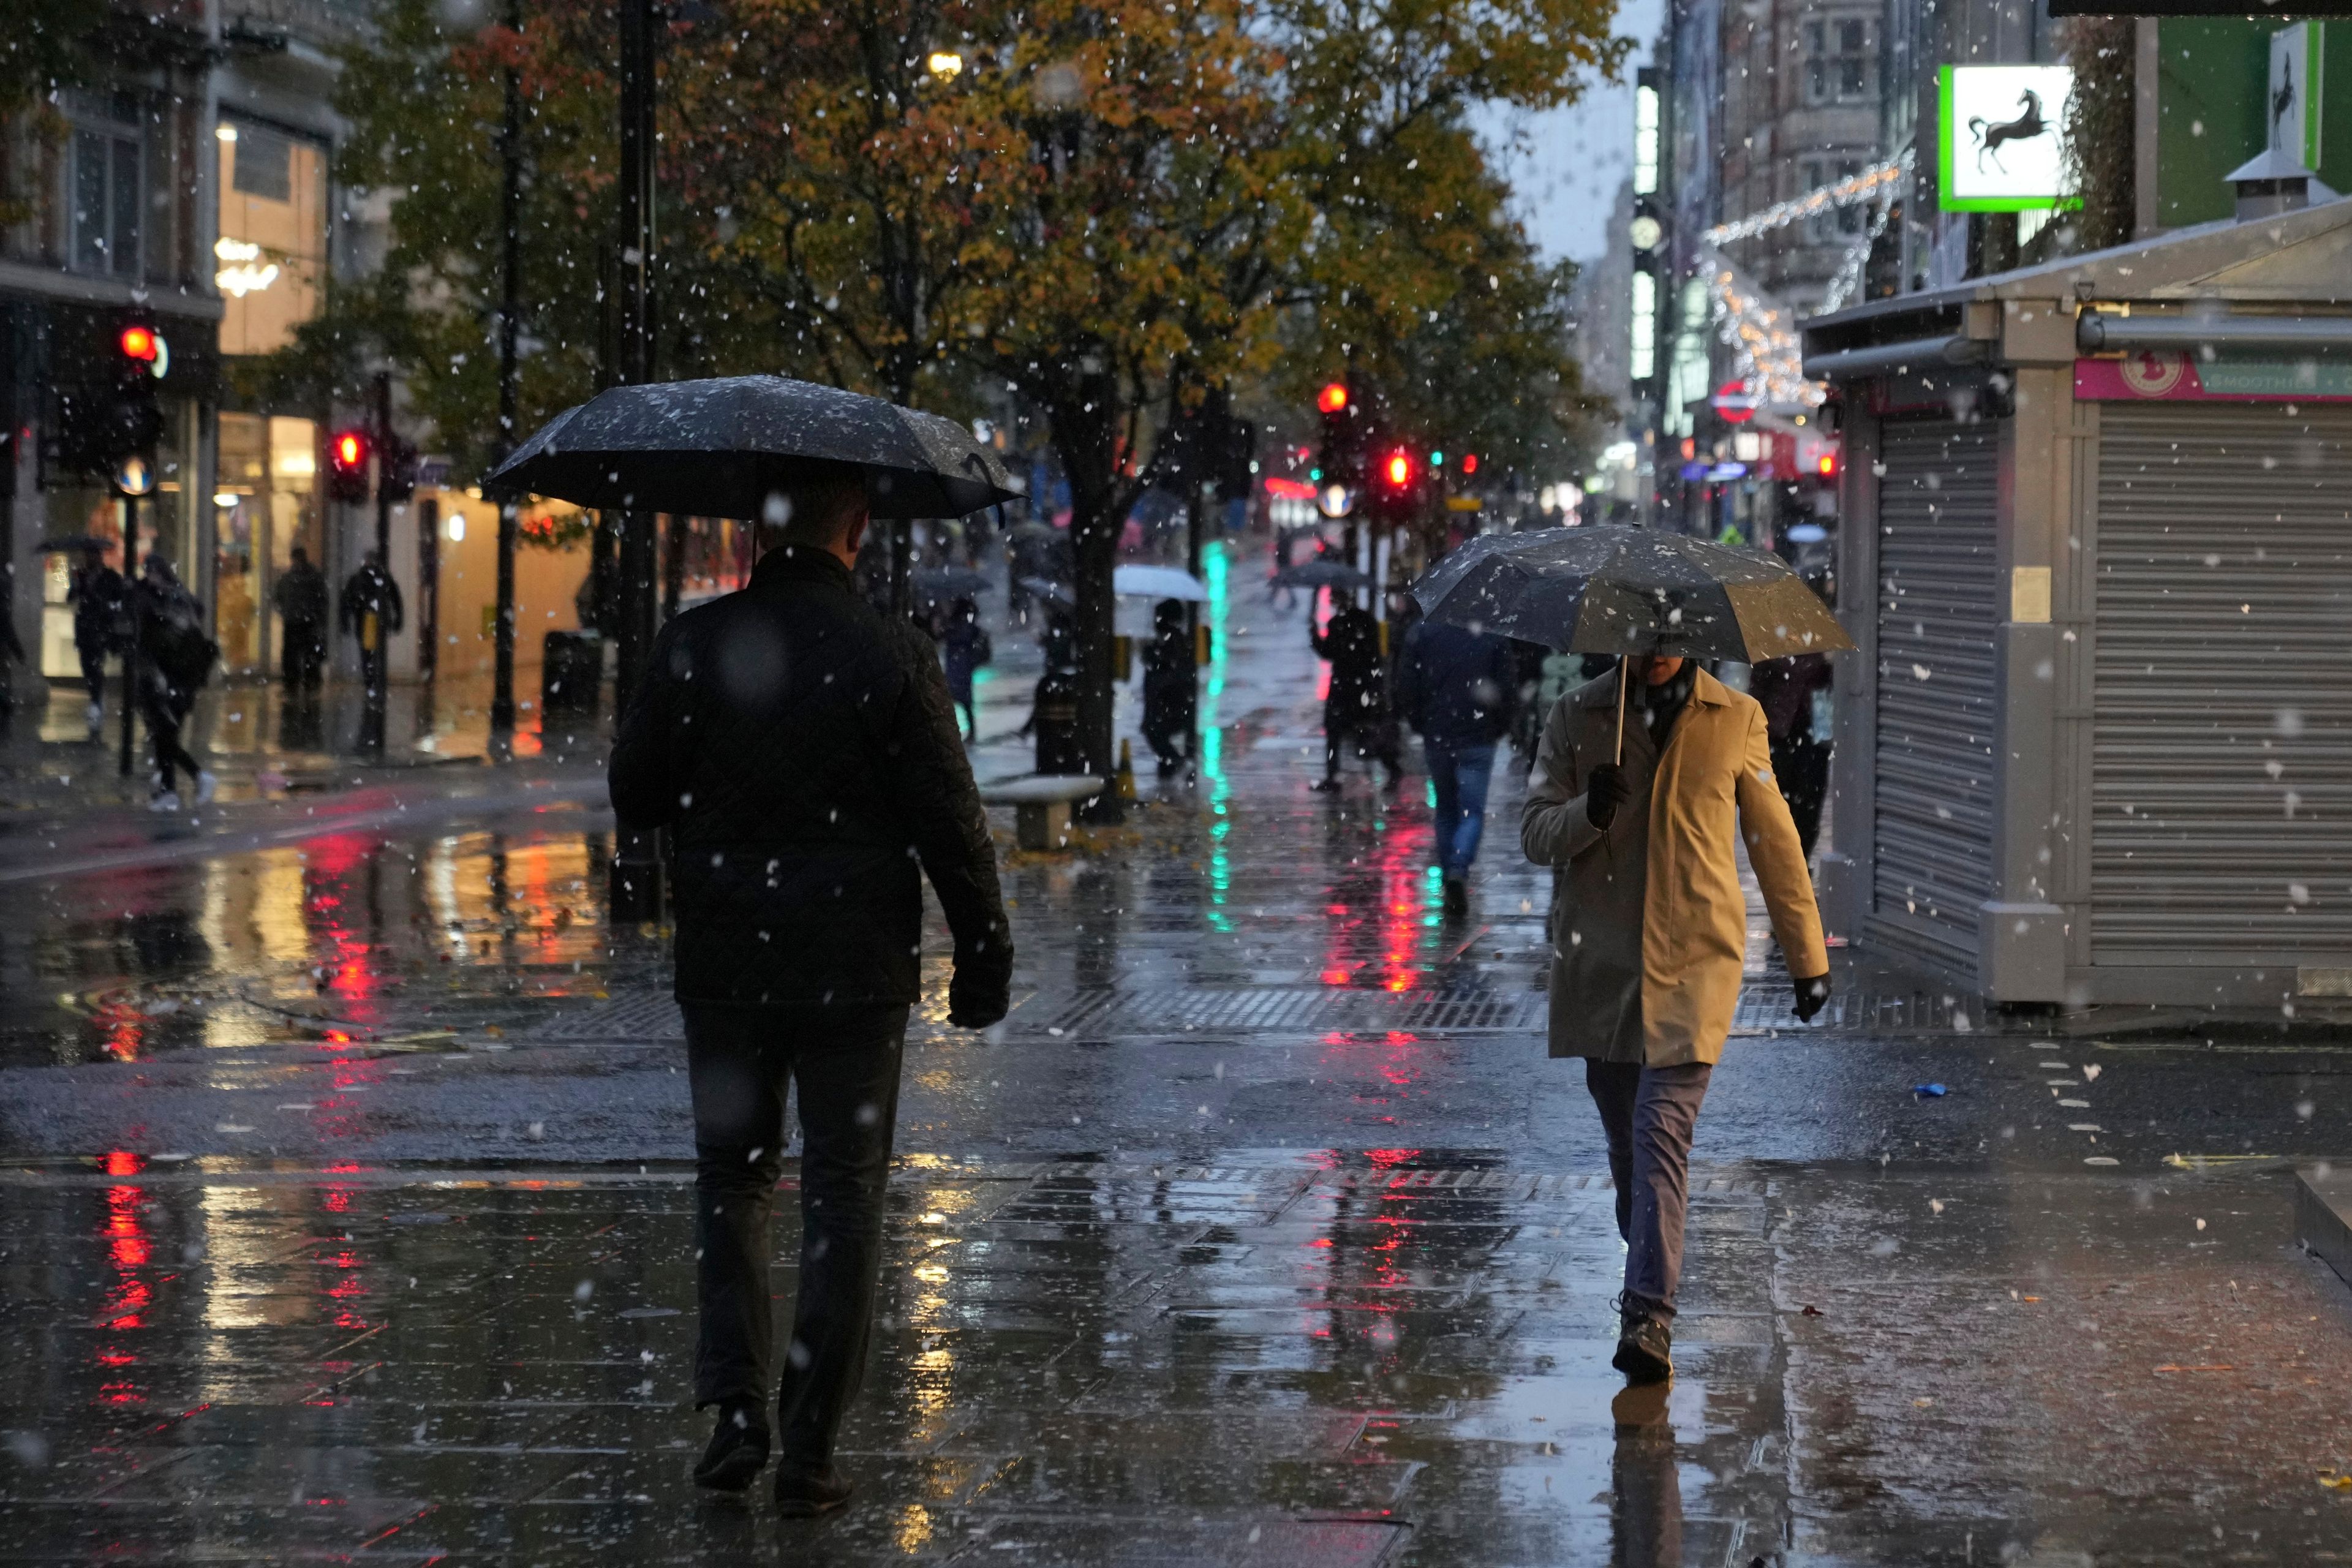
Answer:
[
  {"left": 213, "top": 413, "right": 320, "bottom": 673},
  {"left": 71, "top": 127, "right": 141, "bottom": 279},
  {"left": 216, "top": 121, "right": 328, "bottom": 356}
]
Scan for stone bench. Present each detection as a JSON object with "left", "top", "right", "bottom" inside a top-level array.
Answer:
[{"left": 978, "top": 775, "right": 1105, "bottom": 851}]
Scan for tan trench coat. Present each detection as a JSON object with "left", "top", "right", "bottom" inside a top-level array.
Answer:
[{"left": 1520, "top": 668, "right": 1827, "bottom": 1067}]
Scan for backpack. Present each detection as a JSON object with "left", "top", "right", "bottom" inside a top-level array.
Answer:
[{"left": 148, "top": 586, "right": 218, "bottom": 691}]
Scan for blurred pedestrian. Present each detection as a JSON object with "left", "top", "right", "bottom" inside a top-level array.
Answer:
[
  {"left": 1139, "top": 597, "right": 1196, "bottom": 772},
  {"left": 273, "top": 546, "right": 328, "bottom": 693},
  {"left": 131, "top": 556, "right": 217, "bottom": 811},
  {"left": 938, "top": 595, "right": 991, "bottom": 741},
  {"left": 1311, "top": 594, "right": 1396, "bottom": 791},
  {"left": 339, "top": 549, "right": 404, "bottom": 699},
  {"left": 1520, "top": 654, "right": 1828, "bottom": 1386},
  {"left": 1395, "top": 617, "right": 1517, "bottom": 916},
  {"left": 1747, "top": 650, "right": 1833, "bottom": 858},
  {"left": 609, "top": 466, "right": 1012, "bottom": 1516},
  {"left": 67, "top": 545, "right": 125, "bottom": 737}
]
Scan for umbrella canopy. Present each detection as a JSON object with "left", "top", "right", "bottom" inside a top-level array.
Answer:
[
  {"left": 1273, "top": 560, "right": 1373, "bottom": 593},
  {"left": 36, "top": 535, "right": 114, "bottom": 554},
  {"left": 1113, "top": 564, "right": 1207, "bottom": 602},
  {"left": 1409, "top": 525, "right": 1852, "bottom": 662},
  {"left": 913, "top": 566, "right": 991, "bottom": 601},
  {"left": 1018, "top": 576, "right": 1076, "bottom": 609},
  {"left": 485, "top": 375, "right": 1018, "bottom": 520}
]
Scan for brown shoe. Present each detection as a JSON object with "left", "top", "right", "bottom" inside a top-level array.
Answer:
[
  {"left": 1611, "top": 1311, "right": 1673, "bottom": 1385},
  {"left": 774, "top": 1461, "right": 853, "bottom": 1518}
]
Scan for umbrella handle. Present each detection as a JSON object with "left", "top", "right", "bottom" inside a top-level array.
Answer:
[{"left": 1615, "top": 658, "right": 1627, "bottom": 765}]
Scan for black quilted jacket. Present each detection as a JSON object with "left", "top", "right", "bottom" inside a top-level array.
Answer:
[{"left": 608, "top": 546, "right": 1013, "bottom": 1012}]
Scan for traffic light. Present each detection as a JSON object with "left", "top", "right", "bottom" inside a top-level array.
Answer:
[
  {"left": 1382, "top": 448, "right": 1414, "bottom": 489},
  {"left": 1460, "top": 453, "right": 1479, "bottom": 476},
  {"left": 328, "top": 428, "right": 372, "bottom": 503},
  {"left": 1316, "top": 379, "right": 1364, "bottom": 496},
  {"left": 1316, "top": 382, "right": 1349, "bottom": 415},
  {"left": 379, "top": 437, "right": 418, "bottom": 503}
]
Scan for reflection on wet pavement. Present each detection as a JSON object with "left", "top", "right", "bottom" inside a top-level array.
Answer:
[
  {"left": 0, "top": 1153, "right": 1786, "bottom": 1564},
  {"left": 1, "top": 548, "right": 2350, "bottom": 1561}
]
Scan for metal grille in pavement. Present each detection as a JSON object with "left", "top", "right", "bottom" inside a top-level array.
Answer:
[{"left": 520, "top": 981, "right": 1985, "bottom": 1042}]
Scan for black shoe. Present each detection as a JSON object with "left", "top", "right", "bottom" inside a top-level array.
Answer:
[
  {"left": 774, "top": 1461, "right": 853, "bottom": 1517},
  {"left": 692, "top": 1404, "right": 771, "bottom": 1491},
  {"left": 1441, "top": 876, "right": 1469, "bottom": 918},
  {"left": 1612, "top": 1310, "right": 1673, "bottom": 1385}
]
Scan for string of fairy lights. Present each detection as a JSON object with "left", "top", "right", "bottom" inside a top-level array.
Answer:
[{"left": 1689, "top": 146, "right": 1915, "bottom": 407}]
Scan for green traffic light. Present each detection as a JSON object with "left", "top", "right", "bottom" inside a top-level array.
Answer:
[
  {"left": 1308, "top": 467, "right": 1322, "bottom": 481},
  {"left": 1430, "top": 451, "right": 1444, "bottom": 467}
]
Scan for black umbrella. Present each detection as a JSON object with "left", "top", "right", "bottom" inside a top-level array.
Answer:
[
  {"left": 1018, "top": 576, "right": 1076, "bottom": 609},
  {"left": 1273, "top": 560, "right": 1373, "bottom": 593},
  {"left": 1410, "top": 524, "right": 1852, "bottom": 759},
  {"left": 913, "top": 566, "right": 991, "bottom": 601},
  {"left": 484, "top": 375, "right": 1018, "bottom": 519},
  {"left": 36, "top": 535, "right": 114, "bottom": 554}
]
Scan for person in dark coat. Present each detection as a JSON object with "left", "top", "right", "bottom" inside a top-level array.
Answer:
[
  {"left": 130, "top": 556, "right": 215, "bottom": 810},
  {"left": 608, "top": 467, "right": 1012, "bottom": 1516},
  {"left": 1138, "top": 597, "right": 1196, "bottom": 771},
  {"left": 1748, "top": 646, "right": 1834, "bottom": 859},
  {"left": 67, "top": 546, "right": 126, "bottom": 735},
  {"left": 1311, "top": 596, "right": 1397, "bottom": 790},
  {"left": 1396, "top": 617, "right": 1518, "bottom": 917},
  {"left": 937, "top": 595, "right": 991, "bottom": 740},
  {"left": 272, "top": 546, "right": 328, "bottom": 693},
  {"left": 338, "top": 550, "right": 404, "bottom": 699}
]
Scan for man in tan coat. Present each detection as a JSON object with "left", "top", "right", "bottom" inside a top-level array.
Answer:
[{"left": 1522, "top": 653, "right": 1830, "bottom": 1383}]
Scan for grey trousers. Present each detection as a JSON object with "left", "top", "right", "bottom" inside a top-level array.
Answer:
[{"left": 1585, "top": 1059, "right": 1713, "bottom": 1321}]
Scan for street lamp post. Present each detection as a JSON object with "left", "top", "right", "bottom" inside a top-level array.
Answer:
[
  {"left": 609, "top": 0, "right": 662, "bottom": 919},
  {"left": 490, "top": 0, "right": 523, "bottom": 735}
]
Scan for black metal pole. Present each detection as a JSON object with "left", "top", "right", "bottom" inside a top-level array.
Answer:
[
  {"left": 1183, "top": 483, "right": 1204, "bottom": 767},
  {"left": 490, "top": 0, "right": 522, "bottom": 734},
  {"left": 612, "top": 0, "right": 656, "bottom": 709},
  {"left": 609, "top": 0, "right": 662, "bottom": 920},
  {"left": 118, "top": 493, "right": 137, "bottom": 777}
]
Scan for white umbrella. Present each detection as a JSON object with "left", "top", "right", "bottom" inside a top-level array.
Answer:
[{"left": 1113, "top": 564, "right": 1208, "bottom": 601}]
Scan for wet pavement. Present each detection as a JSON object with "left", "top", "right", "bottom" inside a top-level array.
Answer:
[{"left": 2, "top": 541, "right": 2351, "bottom": 1563}]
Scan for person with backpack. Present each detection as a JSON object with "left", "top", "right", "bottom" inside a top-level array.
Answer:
[
  {"left": 133, "top": 556, "right": 216, "bottom": 811},
  {"left": 340, "top": 550, "right": 405, "bottom": 699},
  {"left": 937, "top": 595, "right": 991, "bottom": 741}
]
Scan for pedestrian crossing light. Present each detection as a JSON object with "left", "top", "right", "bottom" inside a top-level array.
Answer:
[{"left": 328, "top": 428, "right": 372, "bottom": 503}]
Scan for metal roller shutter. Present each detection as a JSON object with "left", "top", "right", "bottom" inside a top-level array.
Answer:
[
  {"left": 1872, "top": 418, "right": 2000, "bottom": 973},
  {"left": 2090, "top": 402, "right": 2352, "bottom": 961}
]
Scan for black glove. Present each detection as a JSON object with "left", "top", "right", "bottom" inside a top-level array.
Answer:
[
  {"left": 1585, "top": 763, "right": 1629, "bottom": 828},
  {"left": 1792, "top": 973, "right": 1831, "bottom": 1023},
  {"left": 948, "top": 974, "right": 1011, "bottom": 1030}
]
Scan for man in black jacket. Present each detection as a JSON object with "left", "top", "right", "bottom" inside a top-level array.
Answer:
[
  {"left": 1396, "top": 617, "right": 1518, "bottom": 918},
  {"left": 609, "top": 466, "right": 1013, "bottom": 1515}
]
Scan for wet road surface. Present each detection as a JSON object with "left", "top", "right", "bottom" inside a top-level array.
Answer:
[{"left": 2, "top": 545, "right": 2351, "bottom": 1564}]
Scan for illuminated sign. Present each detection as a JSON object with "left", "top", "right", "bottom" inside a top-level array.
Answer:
[{"left": 1939, "top": 65, "right": 2076, "bottom": 212}]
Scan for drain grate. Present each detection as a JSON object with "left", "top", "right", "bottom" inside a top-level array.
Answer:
[
  {"left": 1012, "top": 986, "right": 1548, "bottom": 1038},
  {"left": 521, "top": 981, "right": 1986, "bottom": 1044}
]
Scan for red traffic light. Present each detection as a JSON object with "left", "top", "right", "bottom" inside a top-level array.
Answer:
[
  {"left": 117, "top": 325, "right": 157, "bottom": 362},
  {"left": 1316, "top": 382, "right": 1349, "bottom": 415},
  {"left": 1460, "top": 453, "right": 1479, "bottom": 475},
  {"left": 1383, "top": 449, "right": 1413, "bottom": 488},
  {"left": 331, "top": 430, "right": 368, "bottom": 472},
  {"left": 1816, "top": 452, "right": 1839, "bottom": 478}
]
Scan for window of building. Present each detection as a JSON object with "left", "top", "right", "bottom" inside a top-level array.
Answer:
[
  {"left": 70, "top": 127, "right": 141, "bottom": 278},
  {"left": 216, "top": 119, "right": 329, "bottom": 356},
  {"left": 1801, "top": 157, "right": 1869, "bottom": 242},
  {"left": 1803, "top": 17, "right": 1873, "bottom": 105}
]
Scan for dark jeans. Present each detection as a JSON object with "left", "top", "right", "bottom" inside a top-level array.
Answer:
[
  {"left": 143, "top": 694, "right": 200, "bottom": 793},
  {"left": 281, "top": 620, "right": 324, "bottom": 690},
  {"left": 77, "top": 641, "right": 108, "bottom": 709},
  {"left": 685, "top": 1003, "right": 909, "bottom": 1464},
  {"left": 1585, "top": 1059, "right": 1713, "bottom": 1321},
  {"left": 1425, "top": 739, "right": 1498, "bottom": 876}
]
